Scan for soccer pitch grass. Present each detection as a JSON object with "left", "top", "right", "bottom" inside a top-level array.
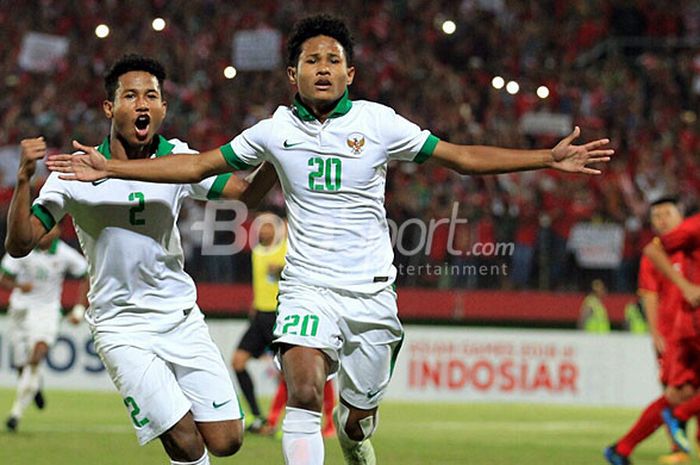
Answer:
[{"left": 0, "top": 388, "right": 678, "bottom": 465}]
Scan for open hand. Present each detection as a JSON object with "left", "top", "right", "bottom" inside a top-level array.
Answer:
[
  {"left": 46, "top": 140, "right": 108, "bottom": 182},
  {"left": 550, "top": 126, "right": 614, "bottom": 174}
]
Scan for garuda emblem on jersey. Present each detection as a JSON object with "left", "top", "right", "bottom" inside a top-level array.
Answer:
[{"left": 347, "top": 133, "right": 366, "bottom": 155}]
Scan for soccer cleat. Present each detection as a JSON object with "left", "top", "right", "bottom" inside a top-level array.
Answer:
[
  {"left": 662, "top": 408, "right": 691, "bottom": 453},
  {"left": 34, "top": 390, "right": 45, "bottom": 410},
  {"left": 6, "top": 416, "right": 18, "bottom": 432},
  {"left": 604, "top": 445, "right": 631, "bottom": 465},
  {"left": 246, "top": 416, "right": 267, "bottom": 434},
  {"left": 658, "top": 451, "right": 691, "bottom": 464}
]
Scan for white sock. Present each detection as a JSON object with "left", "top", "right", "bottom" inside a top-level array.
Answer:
[
  {"left": 282, "top": 407, "right": 324, "bottom": 465},
  {"left": 170, "top": 449, "right": 210, "bottom": 465},
  {"left": 10, "top": 365, "right": 41, "bottom": 418}
]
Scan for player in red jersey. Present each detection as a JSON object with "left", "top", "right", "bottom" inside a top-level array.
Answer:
[
  {"left": 639, "top": 209, "right": 700, "bottom": 457},
  {"left": 605, "top": 198, "right": 691, "bottom": 464}
]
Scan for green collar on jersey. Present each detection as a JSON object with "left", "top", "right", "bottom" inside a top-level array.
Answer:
[
  {"left": 96, "top": 135, "right": 175, "bottom": 159},
  {"left": 292, "top": 90, "right": 352, "bottom": 121}
]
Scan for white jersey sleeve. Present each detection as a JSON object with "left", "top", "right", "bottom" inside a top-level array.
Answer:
[
  {"left": 32, "top": 172, "right": 69, "bottom": 231},
  {"left": 0, "top": 253, "right": 21, "bottom": 277},
  {"left": 382, "top": 108, "right": 439, "bottom": 163},
  {"left": 57, "top": 242, "right": 88, "bottom": 277},
  {"left": 168, "top": 139, "right": 236, "bottom": 201},
  {"left": 219, "top": 120, "right": 272, "bottom": 170}
]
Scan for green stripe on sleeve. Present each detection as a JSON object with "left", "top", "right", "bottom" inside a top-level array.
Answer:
[
  {"left": 0, "top": 266, "right": 17, "bottom": 278},
  {"left": 30, "top": 204, "right": 56, "bottom": 231},
  {"left": 207, "top": 173, "right": 233, "bottom": 200},
  {"left": 220, "top": 145, "right": 253, "bottom": 171},
  {"left": 414, "top": 134, "right": 440, "bottom": 164}
]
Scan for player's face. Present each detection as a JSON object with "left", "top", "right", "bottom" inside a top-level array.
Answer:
[
  {"left": 288, "top": 35, "right": 355, "bottom": 114},
  {"left": 103, "top": 71, "right": 167, "bottom": 147},
  {"left": 650, "top": 203, "right": 683, "bottom": 235}
]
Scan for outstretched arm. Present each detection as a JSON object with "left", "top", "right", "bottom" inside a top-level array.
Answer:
[
  {"left": 47, "top": 141, "right": 235, "bottom": 183},
  {"left": 6, "top": 138, "right": 52, "bottom": 257},
  {"left": 429, "top": 127, "right": 613, "bottom": 175}
]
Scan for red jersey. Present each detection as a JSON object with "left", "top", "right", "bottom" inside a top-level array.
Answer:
[
  {"left": 638, "top": 253, "right": 685, "bottom": 342},
  {"left": 660, "top": 213, "right": 700, "bottom": 339}
]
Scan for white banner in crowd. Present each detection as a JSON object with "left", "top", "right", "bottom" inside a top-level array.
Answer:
[
  {"left": 0, "top": 318, "right": 659, "bottom": 407},
  {"left": 18, "top": 32, "right": 70, "bottom": 73},
  {"left": 232, "top": 29, "right": 282, "bottom": 71},
  {"left": 568, "top": 222, "right": 625, "bottom": 269}
]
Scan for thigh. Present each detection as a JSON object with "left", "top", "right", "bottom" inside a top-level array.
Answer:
[
  {"left": 667, "top": 337, "right": 700, "bottom": 388},
  {"left": 8, "top": 308, "right": 30, "bottom": 368},
  {"left": 95, "top": 334, "right": 191, "bottom": 446},
  {"left": 335, "top": 287, "right": 404, "bottom": 409},
  {"left": 274, "top": 283, "right": 343, "bottom": 373},
  {"left": 161, "top": 309, "right": 242, "bottom": 424}
]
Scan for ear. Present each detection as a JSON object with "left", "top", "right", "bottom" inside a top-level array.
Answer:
[
  {"left": 347, "top": 65, "right": 355, "bottom": 86},
  {"left": 102, "top": 100, "right": 114, "bottom": 119},
  {"left": 287, "top": 66, "right": 297, "bottom": 86},
  {"left": 162, "top": 98, "right": 167, "bottom": 117}
]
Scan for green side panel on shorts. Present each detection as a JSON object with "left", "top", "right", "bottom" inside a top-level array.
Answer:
[
  {"left": 389, "top": 333, "right": 405, "bottom": 378},
  {"left": 31, "top": 204, "right": 56, "bottom": 231}
]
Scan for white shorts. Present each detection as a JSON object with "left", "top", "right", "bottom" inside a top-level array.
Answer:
[
  {"left": 274, "top": 281, "right": 404, "bottom": 409},
  {"left": 8, "top": 305, "right": 61, "bottom": 367},
  {"left": 92, "top": 305, "right": 242, "bottom": 445}
]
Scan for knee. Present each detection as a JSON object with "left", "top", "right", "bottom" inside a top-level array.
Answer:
[
  {"left": 161, "top": 429, "right": 205, "bottom": 461},
  {"left": 288, "top": 382, "right": 324, "bottom": 411},
  {"left": 208, "top": 435, "right": 243, "bottom": 457}
]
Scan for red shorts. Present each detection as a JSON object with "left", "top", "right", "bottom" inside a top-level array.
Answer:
[{"left": 666, "top": 337, "right": 700, "bottom": 388}]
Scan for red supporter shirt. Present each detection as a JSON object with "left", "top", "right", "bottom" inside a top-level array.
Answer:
[
  {"left": 660, "top": 214, "right": 700, "bottom": 339},
  {"left": 638, "top": 253, "right": 685, "bottom": 343}
]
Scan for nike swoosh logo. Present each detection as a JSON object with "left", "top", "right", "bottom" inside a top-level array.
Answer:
[
  {"left": 92, "top": 178, "right": 108, "bottom": 186},
  {"left": 366, "top": 389, "right": 381, "bottom": 400},
  {"left": 212, "top": 399, "right": 233, "bottom": 409},
  {"left": 283, "top": 140, "right": 303, "bottom": 149}
]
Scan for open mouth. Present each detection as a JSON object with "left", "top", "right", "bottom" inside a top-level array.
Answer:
[
  {"left": 314, "top": 79, "right": 332, "bottom": 90},
  {"left": 134, "top": 115, "right": 150, "bottom": 138}
]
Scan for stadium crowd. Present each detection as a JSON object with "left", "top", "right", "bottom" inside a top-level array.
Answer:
[{"left": 0, "top": 0, "right": 698, "bottom": 292}]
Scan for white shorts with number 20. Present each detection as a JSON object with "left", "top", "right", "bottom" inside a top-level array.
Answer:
[{"left": 274, "top": 281, "right": 404, "bottom": 409}]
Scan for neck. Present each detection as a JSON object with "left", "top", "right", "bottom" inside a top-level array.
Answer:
[
  {"left": 299, "top": 94, "right": 344, "bottom": 123},
  {"left": 109, "top": 131, "right": 157, "bottom": 160}
]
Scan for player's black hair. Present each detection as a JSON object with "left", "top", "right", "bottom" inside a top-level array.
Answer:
[
  {"left": 650, "top": 196, "right": 680, "bottom": 208},
  {"left": 287, "top": 14, "right": 354, "bottom": 67},
  {"left": 104, "top": 54, "right": 166, "bottom": 101}
]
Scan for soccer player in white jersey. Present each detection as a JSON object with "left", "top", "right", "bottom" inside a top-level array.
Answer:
[
  {"left": 49, "top": 16, "right": 614, "bottom": 465},
  {"left": 7, "top": 54, "right": 276, "bottom": 465},
  {"left": 2, "top": 224, "right": 88, "bottom": 432}
]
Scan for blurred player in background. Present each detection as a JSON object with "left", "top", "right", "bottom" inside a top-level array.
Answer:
[
  {"left": 48, "top": 15, "right": 613, "bottom": 465},
  {"left": 3, "top": 223, "right": 88, "bottom": 432},
  {"left": 605, "top": 197, "right": 690, "bottom": 465},
  {"left": 231, "top": 211, "right": 287, "bottom": 432},
  {"left": 5, "top": 54, "right": 276, "bottom": 465},
  {"left": 642, "top": 209, "right": 700, "bottom": 458}
]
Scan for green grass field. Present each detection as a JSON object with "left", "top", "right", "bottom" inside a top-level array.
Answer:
[{"left": 0, "top": 388, "right": 682, "bottom": 464}]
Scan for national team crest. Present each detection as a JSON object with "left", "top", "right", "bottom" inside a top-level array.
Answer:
[{"left": 347, "top": 133, "right": 366, "bottom": 155}]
